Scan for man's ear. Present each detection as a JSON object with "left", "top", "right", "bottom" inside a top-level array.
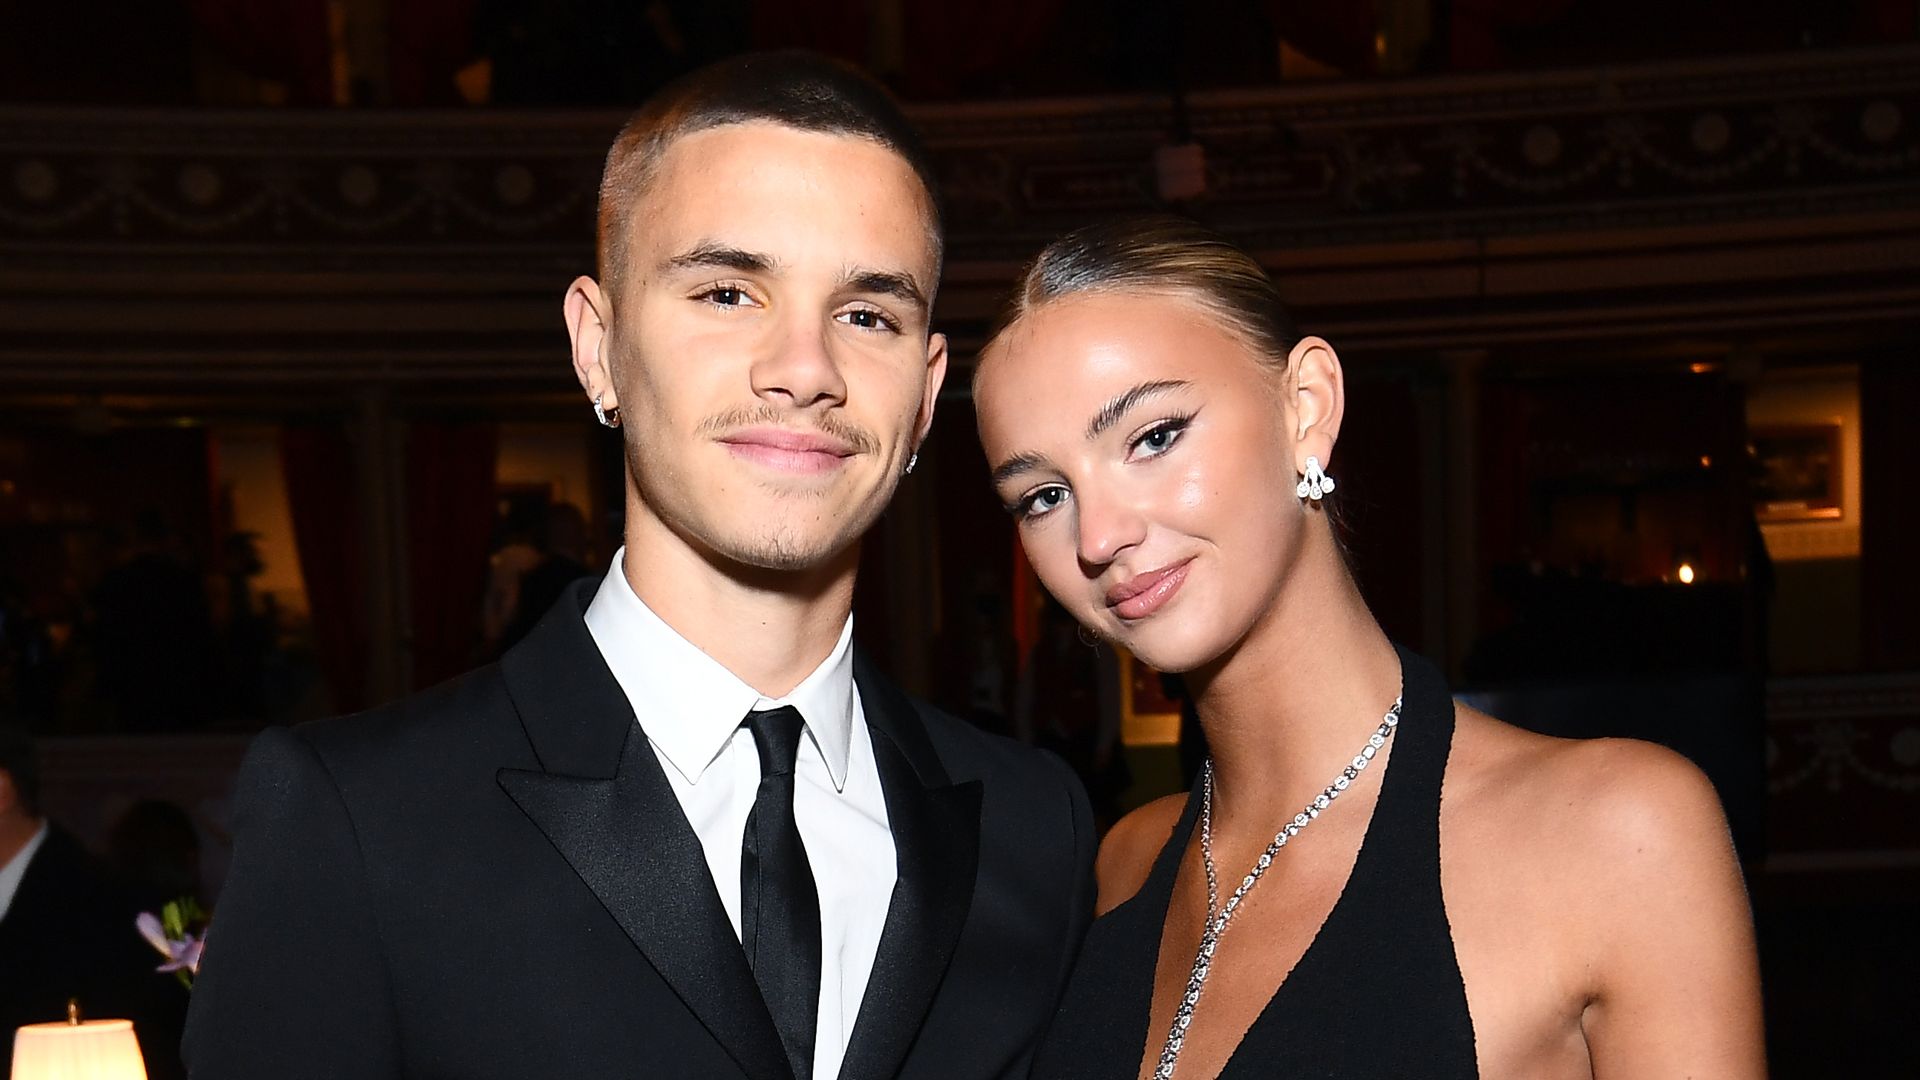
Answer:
[
  {"left": 1287, "top": 335, "right": 1346, "bottom": 472},
  {"left": 564, "top": 276, "right": 617, "bottom": 411},
  {"left": 914, "top": 331, "right": 950, "bottom": 450}
]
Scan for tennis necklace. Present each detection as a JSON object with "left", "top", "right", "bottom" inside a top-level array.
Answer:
[{"left": 1152, "top": 695, "right": 1404, "bottom": 1080}]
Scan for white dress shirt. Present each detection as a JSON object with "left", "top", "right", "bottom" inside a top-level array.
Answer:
[
  {"left": 584, "top": 551, "right": 896, "bottom": 1080},
  {"left": 0, "top": 818, "right": 49, "bottom": 922}
]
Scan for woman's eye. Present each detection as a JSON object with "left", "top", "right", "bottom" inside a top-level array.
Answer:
[
  {"left": 1015, "top": 486, "right": 1069, "bottom": 520},
  {"left": 1132, "top": 418, "right": 1189, "bottom": 458},
  {"left": 839, "top": 308, "right": 898, "bottom": 333}
]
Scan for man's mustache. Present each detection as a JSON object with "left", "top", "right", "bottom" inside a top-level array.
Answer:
[{"left": 696, "top": 405, "right": 881, "bottom": 456}]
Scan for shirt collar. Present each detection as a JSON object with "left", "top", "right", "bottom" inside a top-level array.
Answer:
[
  {"left": 583, "top": 548, "right": 857, "bottom": 791},
  {"left": 0, "top": 819, "right": 49, "bottom": 921}
]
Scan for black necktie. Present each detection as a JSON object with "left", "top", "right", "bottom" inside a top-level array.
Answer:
[{"left": 739, "top": 706, "right": 821, "bottom": 1080}]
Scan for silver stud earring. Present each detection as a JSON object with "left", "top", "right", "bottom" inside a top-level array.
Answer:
[
  {"left": 1296, "top": 455, "right": 1335, "bottom": 502},
  {"left": 592, "top": 394, "right": 621, "bottom": 429},
  {"left": 904, "top": 451, "right": 919, "bottom": 476}
]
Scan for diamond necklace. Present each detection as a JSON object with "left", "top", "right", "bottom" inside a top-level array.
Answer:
[{"left": 1151, "top": 695, "right": 1404, "bottom": 1080}]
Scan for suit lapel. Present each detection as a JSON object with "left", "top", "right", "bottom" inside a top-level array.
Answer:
[
  {"left": 495, "top": 581, "right": 791, "bottom": 1080},
  {"left": 839, "top": 654, "right": 983, "bottom": 1080}
]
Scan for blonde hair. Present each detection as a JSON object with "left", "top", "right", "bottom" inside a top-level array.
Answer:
[{"left": 991, "top": 215, "right": 1298, "bottom": 368}]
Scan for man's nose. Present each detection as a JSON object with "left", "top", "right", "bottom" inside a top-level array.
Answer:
[{"left": 750, "top": 315, "right": 847, "bottom": 409}]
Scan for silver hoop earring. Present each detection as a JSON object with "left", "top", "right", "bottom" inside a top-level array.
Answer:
[
  {"left": 904, "top": 451, "right": 919, "bottom": 477},
  {"left": 1296, "top": 455, "right": 1335, "bottom": 502},
  {"left": 592, "top": 394, "right": 621, "bottom": 429}
]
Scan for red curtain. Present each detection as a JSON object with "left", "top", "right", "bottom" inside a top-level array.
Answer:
[
  {"left": 388, "top": 0, "right": 478, "bottom": 106},
  {"left": 405, "top": 421, "right": 498, "bottom": 690},
  {"left": 897, "top": 0, "right": 1066, "bottom": 99},
  {"left": 749, "top": 1, "right": 869, "bottom": 61},
  {"left": 281, "top": 424, "right": 368, "bottom": 712},
  {"left": 1266, "top": 0, "right": 1383, "bottom": 75},
  {"left": 1450, "top": 0, "right": 1577, "bottom": 71},
  {"left": 187, "top": 0, "right": 336, "bottom": 104}
]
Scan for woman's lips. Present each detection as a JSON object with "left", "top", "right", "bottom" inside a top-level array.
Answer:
[{"left": 1106, "top": 558, "right": 1194, "bottom": 621}]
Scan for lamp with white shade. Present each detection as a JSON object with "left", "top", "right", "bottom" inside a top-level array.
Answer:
[{"left": 11, "top": 1002, "right": 148, "bottom": 1080}]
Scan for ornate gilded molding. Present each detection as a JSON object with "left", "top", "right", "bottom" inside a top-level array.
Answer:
[
  {"left": 1766, "top": 672, "right": 1920, "bottom": 859},
  {"left": 1, "top": 46, "right": 1915, "bottom": 274}
]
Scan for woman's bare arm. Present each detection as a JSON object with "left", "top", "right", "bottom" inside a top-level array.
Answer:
[{"left": 1572, "top": 740, "right": 1767, "bottom": 1078}]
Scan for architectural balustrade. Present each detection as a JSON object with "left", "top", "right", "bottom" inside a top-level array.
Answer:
[
  {"left": 1, "top": 44, "right": 1916, "bottom": 381},
  {"left": 1, "top": 46, "right": 1915, "bottom": 264}
]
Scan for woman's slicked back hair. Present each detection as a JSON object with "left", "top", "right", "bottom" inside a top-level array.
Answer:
[{"left": 997, "top": 215, "right": 1298, "bottom": 368}]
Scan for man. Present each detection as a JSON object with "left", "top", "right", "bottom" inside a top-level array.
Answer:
[
  {"left": 185, "top": 53, "right": 1096, "bottom": 1080},
  {"left": 1, "top": 727, "right": 184, "bottom": 1078}
]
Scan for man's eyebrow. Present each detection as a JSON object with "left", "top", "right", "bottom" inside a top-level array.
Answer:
[
  {"left": 661, "top": 243, "right": 777, "bottom": 275},
  {"left": 842, "top": 267, "right": 928, "bottom": 311},
  {"left": 1086, "top": 380, "right": 1192, "bottom": 440},
  {"left": 989, "top": 451, "right": 1050, "bottom": 488}
]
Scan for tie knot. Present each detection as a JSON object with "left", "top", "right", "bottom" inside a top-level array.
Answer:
[{"left": 743, "top": 706, "right": 806, "bottom": 778}]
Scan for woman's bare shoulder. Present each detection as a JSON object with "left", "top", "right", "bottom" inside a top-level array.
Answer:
[
  {"left": 1445, "top": 710, "right": 1761, "bottom": 1070},
  {"left": 1451, "top": 707, "right": 1723, "bottom": 829},
  {"left": 1093, "top": 793, "right": 1189, "bottom": 916},
  {"left": 1448, "top": 706, "right": 1735, "bottom": 903}
]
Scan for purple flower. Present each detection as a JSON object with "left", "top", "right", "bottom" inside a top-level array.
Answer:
[{"left": 136, "top": 911, "right": 203, "bottom": 976}]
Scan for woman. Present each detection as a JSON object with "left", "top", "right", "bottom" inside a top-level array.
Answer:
[{"left": 972, "top": 217, "right": 1764, "bottom": 1079}]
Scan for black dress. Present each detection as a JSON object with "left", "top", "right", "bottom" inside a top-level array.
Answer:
[{"left": 1033, "top": 645, "right": 1479, "bottom": 1079}]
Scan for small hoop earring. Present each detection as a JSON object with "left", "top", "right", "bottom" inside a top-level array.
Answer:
[
  {"left": 1296, "top": 455, "right": 1335, "bottom": 502},
  {"left": 593, "top": 394, "right": 621, "bottom": 429},
  {"left": 904, "top": 451, "right": 919, "bottom": 476}
]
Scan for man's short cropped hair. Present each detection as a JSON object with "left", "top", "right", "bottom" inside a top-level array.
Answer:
[
  {"left": 595, "top": 50, "right": 944, "bottom": 300},
  {"left": 0, "top": 725, "right": 39, "bottom": 816}
]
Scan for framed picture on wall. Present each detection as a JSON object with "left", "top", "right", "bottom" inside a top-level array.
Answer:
[{"left": 1751, "top": 423, "right": 1844, "bottom": 522}]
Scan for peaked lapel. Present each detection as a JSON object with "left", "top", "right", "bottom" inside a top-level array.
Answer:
[
  {"left": 839, "top": 652, "right": 984, "bottom": 1080},
  {"left": 494, "top": 581, "right": 791, "bottom": 1080}
]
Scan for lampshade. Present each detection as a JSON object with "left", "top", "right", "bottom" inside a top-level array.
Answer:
[{"left": 10, "top": 1019, "right": 148, "bottom": 1080}]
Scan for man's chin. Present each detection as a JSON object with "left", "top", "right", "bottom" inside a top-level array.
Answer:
[{"left": 703, "top": 525, "right": 864, "bottom": 576}]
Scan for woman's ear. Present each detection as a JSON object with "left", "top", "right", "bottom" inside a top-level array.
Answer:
[{"left": 1287, "top": 335, "right": 1346, "bottom": 472}]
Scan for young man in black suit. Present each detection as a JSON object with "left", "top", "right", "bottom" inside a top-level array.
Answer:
[{"left": 184, "top": 52, "right": 1095, "bottom": 1080}]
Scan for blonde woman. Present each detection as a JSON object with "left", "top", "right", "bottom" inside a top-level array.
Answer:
[{"left": 973, "top": 216, "right": 1764, "bottom": 1079}]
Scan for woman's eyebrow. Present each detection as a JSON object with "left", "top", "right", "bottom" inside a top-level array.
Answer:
[
  {"left": 1086, "top": 380, "right": 1192, "bottom": 440},
  {"left": 989, "top": 451, "right": 1050, "bottom": 488}
]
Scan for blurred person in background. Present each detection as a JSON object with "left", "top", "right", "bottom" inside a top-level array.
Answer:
[
  {"left": 0, "top": 726, "right": 182, "bottom": 1077},
  {"left": 497, "top": 501, "right": 595, "bottom": 653},
  {"left": 90, "top": 510, "right": 213, "bottom": 732}
]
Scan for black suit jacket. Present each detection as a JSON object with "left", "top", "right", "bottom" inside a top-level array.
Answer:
[
  {"left": 184, "top": 582, "right": 1096, "bottom": 1078},
  {"left": 1, "top": 825, "right": 189, "bottom": 1079}
]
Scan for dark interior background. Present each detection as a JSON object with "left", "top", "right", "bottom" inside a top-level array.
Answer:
[{"left": 2, "top": 2, "right": 1917, "bottom": 1074}]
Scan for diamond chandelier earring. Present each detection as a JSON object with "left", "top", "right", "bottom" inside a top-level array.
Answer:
[
  {"left": 592, "top": 394, "right": 621, "bottom": 429},
  {"left": 904, "top": 451, "right": 919, "bottom": 477},
  {"left": 1296, "top": 455, "right": 1335, "bottom": 502}
]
